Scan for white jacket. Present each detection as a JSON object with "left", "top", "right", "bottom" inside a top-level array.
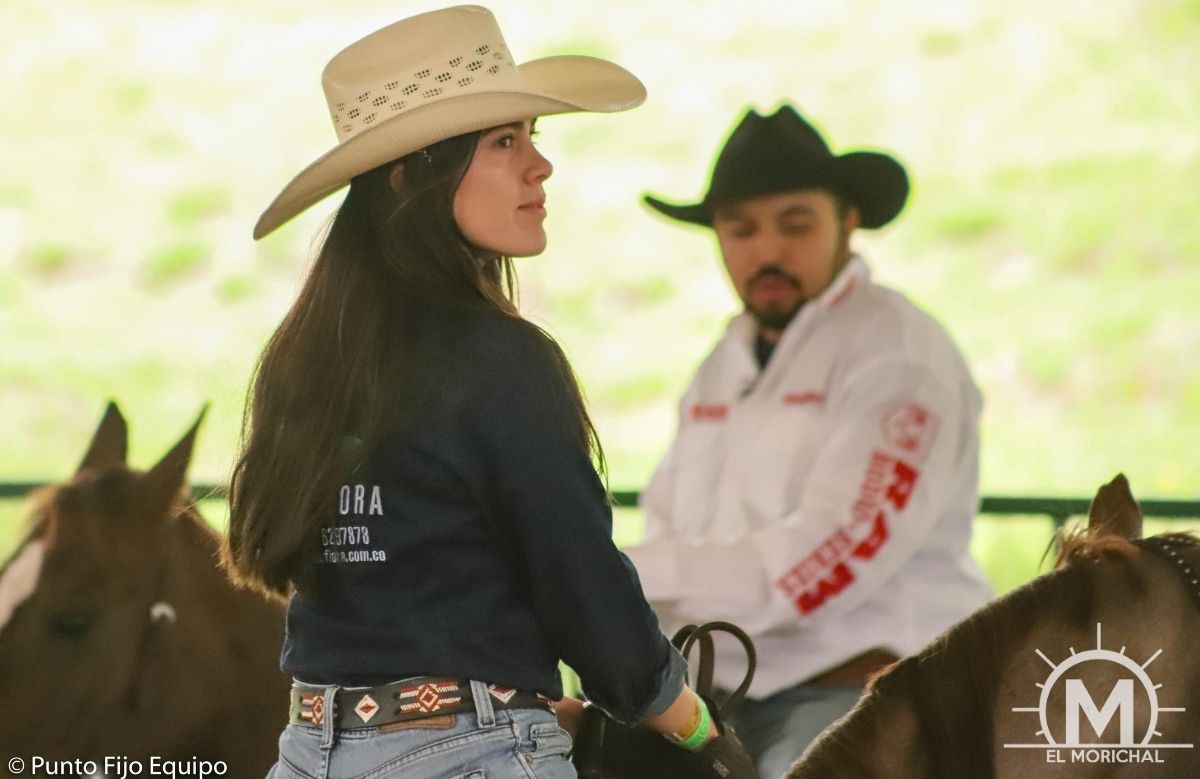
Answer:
[{"left": 626, "top": 256, "right": 993, "bottom": 697}]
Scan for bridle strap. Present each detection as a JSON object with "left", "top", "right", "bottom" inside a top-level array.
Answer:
[
  {"left": 670, "top": 621, "right": 757, "bottom": 717},
  {"left": 674, "top": 624, "right": 715, "bottom": 694},
  {"left": 1137, "top": 534, "right": 1200, "bottom": 611}
]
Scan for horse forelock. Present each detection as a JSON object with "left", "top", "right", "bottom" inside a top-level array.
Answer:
[
  {"left": 1054, "top": 524, "right": 1143, "bottom": 568},
  {"left": 39, "top": 468, "right": 197, "bottom": 560},
  {"left": 1053, "top": 530, "right": 1200, "bottom": 619},
  {"left": 1037, "top": 529, "right": 1176, "bottom": 646},
  {"left": 61, "top": 468, "right": 143, "bottom": 516}
]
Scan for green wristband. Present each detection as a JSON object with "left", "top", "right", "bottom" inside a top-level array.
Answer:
[{"left": 676, "top": 694, "right": 713, "bottom": 752}]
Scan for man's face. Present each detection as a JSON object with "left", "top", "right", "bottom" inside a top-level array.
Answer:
[{"left": 713, "top": 189, "right": 860, "bottom": 339}]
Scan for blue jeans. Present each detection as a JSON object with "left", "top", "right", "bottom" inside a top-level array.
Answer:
[
  {"left": 725, "top": 683, "right": 862, "bottom": 779},
  {"left": 267, "top": 680, "right": 576, "bottom": 779}
]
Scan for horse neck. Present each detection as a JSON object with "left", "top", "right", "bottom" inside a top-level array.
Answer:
[{"left": 791, "top": 601, "right": 1030, "bottom": 779}]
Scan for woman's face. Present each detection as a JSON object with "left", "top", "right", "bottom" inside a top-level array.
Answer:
[{"left": 453, "top": 119, "right": 552, "bottom": 257}]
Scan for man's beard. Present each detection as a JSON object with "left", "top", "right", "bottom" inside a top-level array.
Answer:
[
  {"left": 747, "top": 231, "right": 852, "bottom": 333},
  {"left": 747, "top": 287, "right": 805, "bottom": 332}
]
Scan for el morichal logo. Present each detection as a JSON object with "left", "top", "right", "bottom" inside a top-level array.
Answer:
[{"left": 1003, "top": 623, "right": 1193, "bottom": 765}]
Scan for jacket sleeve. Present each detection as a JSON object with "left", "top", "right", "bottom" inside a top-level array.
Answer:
[
  {"left": 465, "top": 321, "right": 685, "bottom": 722},
  {"left": 626, "top": 358, "right": 979, "bottom": 635},
  {"left": 633, "top": 386, "right": 697, "bottom": 611}
]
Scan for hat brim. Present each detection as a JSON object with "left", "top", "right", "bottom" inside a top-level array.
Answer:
[
  {"left": 833, "top": 152, "right": 909, "bottom": 229},
  {"left": 644, "top": 151, "right": 909, "bottom": 230},
  {"left": 254, "top": 55, "right": 645, "bottom": 240},
  {"left": 641, "top": 194, "right": 711, "bottom": 227}
]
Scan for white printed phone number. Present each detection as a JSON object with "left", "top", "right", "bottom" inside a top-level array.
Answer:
[{"left": 319, "top": 525, "right": 387, "bottom": 564}]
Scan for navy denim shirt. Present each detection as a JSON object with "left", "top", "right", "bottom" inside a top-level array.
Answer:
[{"left": 281, "top": 303, "right": 684, "bottom": 722}]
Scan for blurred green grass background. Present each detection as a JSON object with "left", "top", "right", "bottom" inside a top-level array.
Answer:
[{"left": 2, "top": 0, "right": 1198, "bottom": 592}]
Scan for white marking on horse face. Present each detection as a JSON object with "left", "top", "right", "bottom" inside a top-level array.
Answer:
[
  {"left": 149, "top": 601, "right": 176, "bottom": 624},
  {"left": 0, "top": 539, "right": 46, "bottom": 636}
]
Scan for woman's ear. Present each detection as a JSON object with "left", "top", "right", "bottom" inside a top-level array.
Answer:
[{"left": 388, "top": 162, "right": 405, "bottom": 193}]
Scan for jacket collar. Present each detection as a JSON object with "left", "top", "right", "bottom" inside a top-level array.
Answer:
[{"left": 727, "top": 253, "right": 870, "bottom": 347}]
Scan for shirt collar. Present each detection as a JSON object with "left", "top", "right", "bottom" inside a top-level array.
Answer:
[{"left": 727, "top": 253, "right": 871, "bottom": 346}]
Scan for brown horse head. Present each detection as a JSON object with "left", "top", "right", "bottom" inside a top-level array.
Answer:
[
  {"left": 0, "top": 403, "right": 289, "bottom": 777},
  {"left": 788, "top": 475, "right": 1200, "bottom": 779}
]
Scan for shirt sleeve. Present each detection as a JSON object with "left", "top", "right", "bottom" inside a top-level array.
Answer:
[
  {"left": 464, "top": 319, "right": 685, "bottom": 722},
  {"left": 627, "top": 358, "right": 978, "bottom": 635}
]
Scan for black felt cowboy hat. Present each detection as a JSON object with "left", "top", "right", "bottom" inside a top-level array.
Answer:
[{"left": 644, "top": 104, "right": 909, "bottom": 229}]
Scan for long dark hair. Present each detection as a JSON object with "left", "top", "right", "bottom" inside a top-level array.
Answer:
[{"left": 224, "top": 130, "right": 605, "bottom": 598}]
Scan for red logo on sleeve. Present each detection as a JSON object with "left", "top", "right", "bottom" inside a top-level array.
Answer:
[
  {"left": 884, "top": 459, "right": 919, "bottom": 511},
  {"left": 775, "top": 450, "right": 921, "bottom": 616},
  {"left": 882, "top": 402, "right": 940, "bottom": 461},
  {"left": 689, "top": 403, "right": 729, "bottom": 422},
  {"left": 794, "top": 563, "right": 855, "bottom": 615}
]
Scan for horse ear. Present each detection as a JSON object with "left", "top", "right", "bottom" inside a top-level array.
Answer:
[
  {"left": 141, "top": 404, "right": 209, "bottom": 519},
  {"left": 76, "top": 401, "right": 128, "bottom": 475},
  {"left": 1086, "top": 473, "right": 1143, "bottom": 540}
]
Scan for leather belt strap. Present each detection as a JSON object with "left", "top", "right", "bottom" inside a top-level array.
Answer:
[{"left": 288, "top": 676, "right": 552, "bottom": 730}]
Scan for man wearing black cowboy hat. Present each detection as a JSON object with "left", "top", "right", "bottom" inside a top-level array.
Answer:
[{"left": 624, "top": 104, "right": 992, "bottom": 777}]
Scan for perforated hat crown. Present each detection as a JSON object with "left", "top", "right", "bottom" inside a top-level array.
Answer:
[{"left": 254, "top": 5, "right": 646, "bottom": 239}]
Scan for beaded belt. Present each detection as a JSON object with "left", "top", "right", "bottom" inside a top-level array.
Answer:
[{"left": 289, "top": 676, "right": 552, "bottom": 729}]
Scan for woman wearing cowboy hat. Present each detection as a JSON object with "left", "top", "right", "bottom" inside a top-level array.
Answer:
[{"left": 223, "top": 7, "right": 754, "bottom": 779}]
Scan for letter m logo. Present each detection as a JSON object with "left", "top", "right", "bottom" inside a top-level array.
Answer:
[{"left": 1065, "top": 678, "right": 1134, "bottom": 744}]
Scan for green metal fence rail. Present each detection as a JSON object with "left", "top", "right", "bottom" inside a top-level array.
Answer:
[
  {"left": 2, "top": 482, "right": 1198, "bottom": 526},
  {"left": 612, "top": 492, "right": 1200, "bottom": 528}
]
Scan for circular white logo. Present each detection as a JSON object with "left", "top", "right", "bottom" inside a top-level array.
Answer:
[{"left": 1004, "top": 623, "right": 1192, "bottom": 764}]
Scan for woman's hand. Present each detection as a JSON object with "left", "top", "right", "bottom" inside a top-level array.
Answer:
[
  {"left": 642, "top": 686, "right": 717, "bottom": 747},
  {"left": 553, "top": 695, "right": 587, "bottom": 738}
]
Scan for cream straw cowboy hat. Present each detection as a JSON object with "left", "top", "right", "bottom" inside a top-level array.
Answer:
[{"left": 254, "top": 5, "right": 646, "bottom": 239}]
